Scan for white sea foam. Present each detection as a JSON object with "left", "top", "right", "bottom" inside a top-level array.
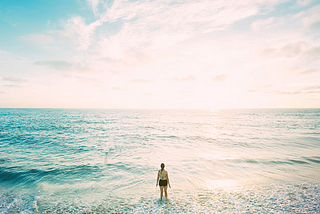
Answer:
[{"left": 0, "top": 108, "right": 319, "bottom": 213}]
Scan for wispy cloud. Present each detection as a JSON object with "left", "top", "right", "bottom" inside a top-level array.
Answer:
[
  {"left": 0, "top": 76, "right": 27, "bottom": 91},
  {"left": 272, "top": 90, "right": 302, "bottom": 95},
  {"left": 111, "top": 86, "right": 130, "bottom": 91},
  {"left": 296, "top": 4, "right": 320, "bottom": 32},
  {"left": 251, "top": 17, "right": 275, "bottom": 31},
  {"left": 86, "top": 0, "right": 101, "bottom": 15},
  {"left": 171, "top": 75, "right": 196, "bottom": 82},
  {"left": 260, "top": 41, "right": 309, "bottom": 58},
  {"left": 34, "top": 60, "right": 73, "bottom": 71},
  {"left": 249, "top": 4, "right": 320, "bottom": 36},
  {"left": 212, "top": 75, "right": 227, "bottom": 82},
  {"left": 23, "top": 0, "right": 293, "bottom": 60},
  {"left": 257, "top": 85, "right": 320, "bottom": 95},
  {"left": 2, "top": 84, "right": 23, "bottom": 88},
  {"left": 64, "top": 16, "right": 102, "bottom": 50},
  {"left": 93, "top": 0, "right": 285, "bottom": 60},
  {"left": 22, "top": 34, "right": 55, "bottom": 49},
  {"left": 299, "top": 69, "right": 318, "bottom": 75},
  {"left": 73, "top": 76, "right": 104, "bottom": 84},
  {"left": 3, "top": 0, "right": 320, "bottom": 108},
  {"left": 302, "top": 85, "right": 320, "bottom": 91},
  {"left": 247, "top": 89, "right": 260, "bottom": 93},
  {"left": 1, "top": 76, "right": 28, "bottom": 82},
  {"left": 297, "top": 0, "right": 316, "bottom": 6},
  {"left": 130, "top": 79, "right": 152, "bottom": 83},
  {"left": 248, "top": 84, "right": 273, "bottom": 93},
  {"left": 304, "top": 46, "right": 320, "bottom": 58}
]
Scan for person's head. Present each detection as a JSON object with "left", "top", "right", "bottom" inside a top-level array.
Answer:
[{"left": 160, "top": 163, "right": 165, "bottom": 171}]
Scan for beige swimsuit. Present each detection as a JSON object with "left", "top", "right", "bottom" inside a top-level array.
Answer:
[{"left": 159, "top": 170, "right": 168, "bottom": 186}]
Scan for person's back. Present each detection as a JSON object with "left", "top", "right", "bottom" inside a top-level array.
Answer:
[{"left": 159, "top": 169, "right": 167, "bottom": 180}]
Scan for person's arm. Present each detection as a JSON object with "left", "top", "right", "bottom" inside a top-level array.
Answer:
[
  {"left": 156, "top": 171, "right": 159, "bottom": 187},
  {"left": 167, "top": 171, "right": 171, "bottom": 188}
]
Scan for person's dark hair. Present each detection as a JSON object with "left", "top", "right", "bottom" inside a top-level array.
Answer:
[{"left": 160, "top": 163, "right": 165, "bottom": 171}]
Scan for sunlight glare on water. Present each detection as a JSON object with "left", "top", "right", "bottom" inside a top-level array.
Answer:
[
  {"left": 205, "top": 179, "right": 237, "bottom": 190},
  {"left": 0, "top": 108, "right": 319, "bottom": 213}
]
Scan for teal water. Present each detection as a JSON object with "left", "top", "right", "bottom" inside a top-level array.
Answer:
[{"left": 0, "top": 108, "right": 319, "bottom": 213}]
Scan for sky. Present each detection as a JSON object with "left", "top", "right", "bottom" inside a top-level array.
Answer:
[{"left": 0, "top": 0, "right": 320, "bottom": 109}]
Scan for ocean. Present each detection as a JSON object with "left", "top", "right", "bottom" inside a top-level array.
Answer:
[{"left": 0, "top": 108, "right": 319, "bottom": 213}]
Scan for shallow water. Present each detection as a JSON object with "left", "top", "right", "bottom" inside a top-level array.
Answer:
[{"left": 0, "top": 108, "right": 319, "bottom": 213}]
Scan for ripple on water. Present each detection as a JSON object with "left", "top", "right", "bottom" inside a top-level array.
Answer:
[
  {"left": 1, "top": 182, "right": 319, "bottom": 213},
  {"left": 1, "top": 109, "right": 320, "bottom": 213}
]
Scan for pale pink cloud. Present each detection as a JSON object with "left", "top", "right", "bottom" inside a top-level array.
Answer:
[
  {"left": 86, "top": 0, "right": 100, "bottom": 15},
  {"left": 251, "top": 17, "right": 275, "bottom": 31},
  {"left": 212, "top": 75, "right": 227, "bottom": 82},
  {"left": 111, "top": 86, "right": 131, "bottom": 91},
  {"left": 130, "top": 79, "right": 153, "bottom": 83},
  {"left": 296, "top": 0, "right": 316, "bottom": 6},
  {"left": 22, "top": 34, "right": 55, "bottom": 49},
  {"left": 297, "top": 4, "right": 320, "bottom": 31},
  {"left": 171, "top": 75, "right": 196, "bottom": 82},
  {"left": 64, "top": 16, "right": 102, "bottom": 50},
  {"left": 95, "top": 0, "right": 286, "bottom": 60}
]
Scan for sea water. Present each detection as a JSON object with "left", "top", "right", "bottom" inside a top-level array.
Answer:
[{"left": 0, "top": 108, "right": 319, "bottom": 213}]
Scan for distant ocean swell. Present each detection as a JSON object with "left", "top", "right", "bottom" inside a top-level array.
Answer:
[
  {"left": 1, "top": 155, "right": 318, "bottom": 188},
  {"left": 0, "top": 108, "right": 320, "bottom": 213},
  {"left": 0, "top": 165, "right": 103, "bottom": 186}
]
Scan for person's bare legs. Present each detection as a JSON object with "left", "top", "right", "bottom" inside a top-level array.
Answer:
[
  {"left": 160, "top": 186, "right": 164, "bottom": 200},
  {"left": 164, "top": 186, "right": 168, "bottom": 199}
]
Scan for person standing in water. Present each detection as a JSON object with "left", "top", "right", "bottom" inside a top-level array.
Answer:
[{"left": 156, "top": 163, "right": 171, "bottom": 200}]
